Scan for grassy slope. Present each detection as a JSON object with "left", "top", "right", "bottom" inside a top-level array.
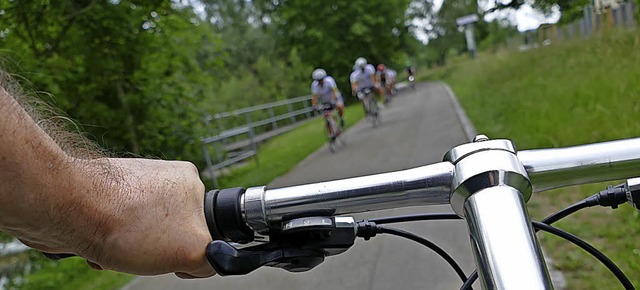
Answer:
[
  {"left": 218, "top": 104, "right": 365, "bottom": 188},
  {"left": 430, "top": 30, "right": 640, "bottom": 289}
]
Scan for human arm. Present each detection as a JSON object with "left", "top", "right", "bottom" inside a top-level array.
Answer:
[
  {"left": 331, "top": 88, "right": 338, "bottom": 102},
  {"left": 0, "top": 87, "right": 214, "bottom": 278}
]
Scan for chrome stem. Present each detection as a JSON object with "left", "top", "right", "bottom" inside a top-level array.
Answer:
[{"left": 464, "top": 186, "right": 552, "bottom": 289}]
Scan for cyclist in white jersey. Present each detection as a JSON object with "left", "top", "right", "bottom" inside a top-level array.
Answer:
[
  {"left": 350, "top": 57, "right": 378, "bottom": 111},
  {"left": 386, "top": 68, "right": 397, "bottom": 94},
  {"left": 350, "top": 57, "right": 376, "bottom": 95},
  {"left": 311, "top": 68, "right": 344, "bottom": 127}
]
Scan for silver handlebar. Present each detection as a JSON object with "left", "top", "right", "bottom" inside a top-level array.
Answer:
[
  {"left": 519, "top": 138, "right": 640, "bottom": 192},
  {"left": 242, "top": 138, "right": 640, "bottom": 233},
  {"left": 235, "top": 137, "right": 640, "bottom": 289},
  {"left": 242, "top": 162, "right": 454, "bottom": 234}
]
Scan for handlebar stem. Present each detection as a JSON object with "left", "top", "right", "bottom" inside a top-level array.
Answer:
[
  {"left": 444, "top": 139, "right": 532, "bottom": 215},
  {"left": 464, "top": 186, "right": 553, "bottom": 289},
  {"left": 445, "top": 138, "right": 551, "bottom": 288}
]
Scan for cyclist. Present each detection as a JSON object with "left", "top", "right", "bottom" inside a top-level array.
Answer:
[
  {"left": 387, "top": 68, "right": 397, "bottom": 95},
  {"left": 0, "top": 72, "right": 214, "bottom": 278},
  {"left": 376, "top": 64, "right": 395, "bottom": 103},
  {"left": 311, "top": 68, "right": 344, "bottom": 128},
  {"left": 350, "top": 57, "right": 377, "bottom": 112},
  {"left": 405, "top": 63, "right": 416, "bottom": 80}
]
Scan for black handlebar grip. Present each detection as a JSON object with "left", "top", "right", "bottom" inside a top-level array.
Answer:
[
  {"left": 204, "top": 188, "right": 255, "bottom": 243},
  {"left": 204, "top": 190, "right": 224, "bottom": 240}
]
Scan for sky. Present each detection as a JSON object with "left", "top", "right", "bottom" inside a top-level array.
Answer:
[
  {"left": 490, "top": 3, "right": 561, "bottom": 31},
  {"left": 411, "top": 0, "right": 561, "bottom": 43}
]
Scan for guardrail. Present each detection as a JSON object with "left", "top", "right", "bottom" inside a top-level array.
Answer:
[{"left": 201, "top": 95, "right": 315, "bottom": 187}]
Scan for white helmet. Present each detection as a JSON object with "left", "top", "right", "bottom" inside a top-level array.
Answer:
[
  {"left": 312, "top": 68, "right": 327, "bottom": 81},
  {"left": 355, "top": 57, "right": 367, "bottom": 69}
]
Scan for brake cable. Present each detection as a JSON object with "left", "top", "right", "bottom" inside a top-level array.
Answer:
[{"left": 461, "top": 183, "right": 637, "bottom": 290}]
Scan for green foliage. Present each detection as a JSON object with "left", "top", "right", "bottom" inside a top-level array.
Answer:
[
  {"left": 219, "top": 104, "right": 365, "bottom": 188},
  {"left": 0, "top": 1, "right": 223, "bottom": 161},
  {"left": 0, "top": 0, "right": 433, "bottom": 287},
  {"left": 433, "top": 30, "right": 640, "bottom": 289},
  {"left": 476, "top": 19, "right": 519, "bottom": 52},
  {"left": 265, "top": 0, "right": 415, "bottom": 92},
  {"left": 5, "top": 253, "right": 132, "bottom": 290}
]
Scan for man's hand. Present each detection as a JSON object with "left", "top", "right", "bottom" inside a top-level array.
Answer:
[
  {"left": 20, "top": 158, "right": 216, "bottom": 278},
  {"left": 0, "top": 80, "right": 214, "bottom": 278}
]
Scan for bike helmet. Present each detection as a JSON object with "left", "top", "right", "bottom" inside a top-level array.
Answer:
[
  {"left": 312, "top": 68, "right": 327, "bottom": 81},
  {"left": 377, "top": 64, "right": 385, "bottom": 71},
  {"left": 355, "top": 57, "right": 367, "bottom": 69}
]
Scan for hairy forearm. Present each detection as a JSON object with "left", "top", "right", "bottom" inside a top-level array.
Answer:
[
  {"left": 0, "top": 88, "right": 72, "bottom": 226},
  {"left": 0, "top": 77, "right": 213, "bottom": 277}
]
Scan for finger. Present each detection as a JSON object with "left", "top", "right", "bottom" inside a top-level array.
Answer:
[
  {"left": 175, "top": 263, "right": 216, "bottom": 279},
  {"left": 175, "top": 272, "right": 198, "bottom": 279},
  {"left": 18, "top": 239, "right": 66, "bottom": 253},
  {"left": 86, "top": 260, "right": 104, "bottom": 270}
]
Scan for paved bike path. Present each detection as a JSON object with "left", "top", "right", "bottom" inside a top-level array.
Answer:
[{"left": 123, "top": 81, "right": 479, "bottom": 290}]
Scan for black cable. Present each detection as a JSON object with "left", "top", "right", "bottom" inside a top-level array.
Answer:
[
  {"left": 369, "top": 213, "right": 461, "bottom": 224},
  {"left": 540, "top": 200, "right": 591, "bottom": 225},
  {"left": 532, "top": 221, "right": 634, "bottom": 290},
  {"left": 459, "top": 272, "right": 477, "bottom": 290},
  {"left": 376, "top": 226, "right": 471, "bottom": 287},
  {"left": 362, "top": 209, "right": 633, "bottom": 289},
  {"left": 460, "top": 222, "right": 635, "bottom": 290}
]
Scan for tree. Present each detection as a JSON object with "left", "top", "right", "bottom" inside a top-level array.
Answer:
[
  {"left": 264, "top": 0, "right": 415, "bottom": 94},
  {"left": 484, "top": 0, "right": 589, "bottom": 24},
  {"left": 0, "top": 1, "right": 224, "bottom": 160}
]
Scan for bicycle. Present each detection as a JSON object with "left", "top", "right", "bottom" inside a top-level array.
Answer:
[
  {"left": 317, "top": 103, "right": 343, "bottom": 153},
  {"left": 357, "top": 87, "right": 380, "bottom": 128},
  {"left": 203, "top": 135, "right": 640, "bottom": 289},
  {"left": 408, "top": 75, "right": 416, "bottom": 90}
]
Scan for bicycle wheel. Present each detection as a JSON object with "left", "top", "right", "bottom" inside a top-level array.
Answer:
[
  {"left": 369, "top": 98, "right": 379, "bottom": 128},
  {"left": 326, "top": 117, "right": 337, "bottom": 153}
]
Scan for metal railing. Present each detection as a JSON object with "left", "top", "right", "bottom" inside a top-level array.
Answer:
[{"left": 201, "top": 95, "right": 315, "bottom": 187}]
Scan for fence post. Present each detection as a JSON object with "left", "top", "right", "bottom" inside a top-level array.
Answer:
[
  {"left": 624, "top": 1, "right": 636, "bottom": 26},
  {"left": 304, "top": 99, "right": 312, "bottom": 118},
  {"left": 245, "top": 113, "right": 259, "bottom": 167},
  {"left": 202, "top": 143, "right": 218, "bottom": 188},
  {"left": 268, "top": 107, "right": 278, "bottom": 129},
  {"left": 287, "top": 103, "right": 296, "bottom": 124},
  {"left": 214, "top": 116, "right": 227, "bottom": 147},
  {"left": 583, "top": 6, "right": 591, "bottom": 36},
  {"left": 579, "top": 19, "right": 585, "bottom": 37}
]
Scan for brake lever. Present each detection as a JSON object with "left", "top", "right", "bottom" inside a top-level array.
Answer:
[
  {"left": 206, "top": 240, "right": 325, "bottom": 275},
  {"left": 206, "top": 216, "right": 357, "bottom": 276}
]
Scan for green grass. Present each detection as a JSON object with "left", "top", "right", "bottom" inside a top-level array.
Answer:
[
  {"left": 6, "top": 254, "right": 132, "bottom": 290},
  {"left": 430, "top": 30, "right": 640, "bottom": 289},
  {"left": 217, "top": 104, "right": 365, "bottom": 188}
]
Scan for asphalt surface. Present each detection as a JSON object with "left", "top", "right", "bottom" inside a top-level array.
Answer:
[{"left": 123, "top": 81, "right": 480, "bottom": 290}]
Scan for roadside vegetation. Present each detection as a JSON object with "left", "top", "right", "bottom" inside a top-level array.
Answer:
[
  {"left": 218, "top": 104, "right": 365, "bottom": 188},
  {"left": 0, "top": 0, "right": 629, "bottom": 289},
  {"left": 4, "top": 254, "right": 132, "bottom": 290},
  {"left": 429, "top": 29, "right": 640, "bottom": 289}
]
